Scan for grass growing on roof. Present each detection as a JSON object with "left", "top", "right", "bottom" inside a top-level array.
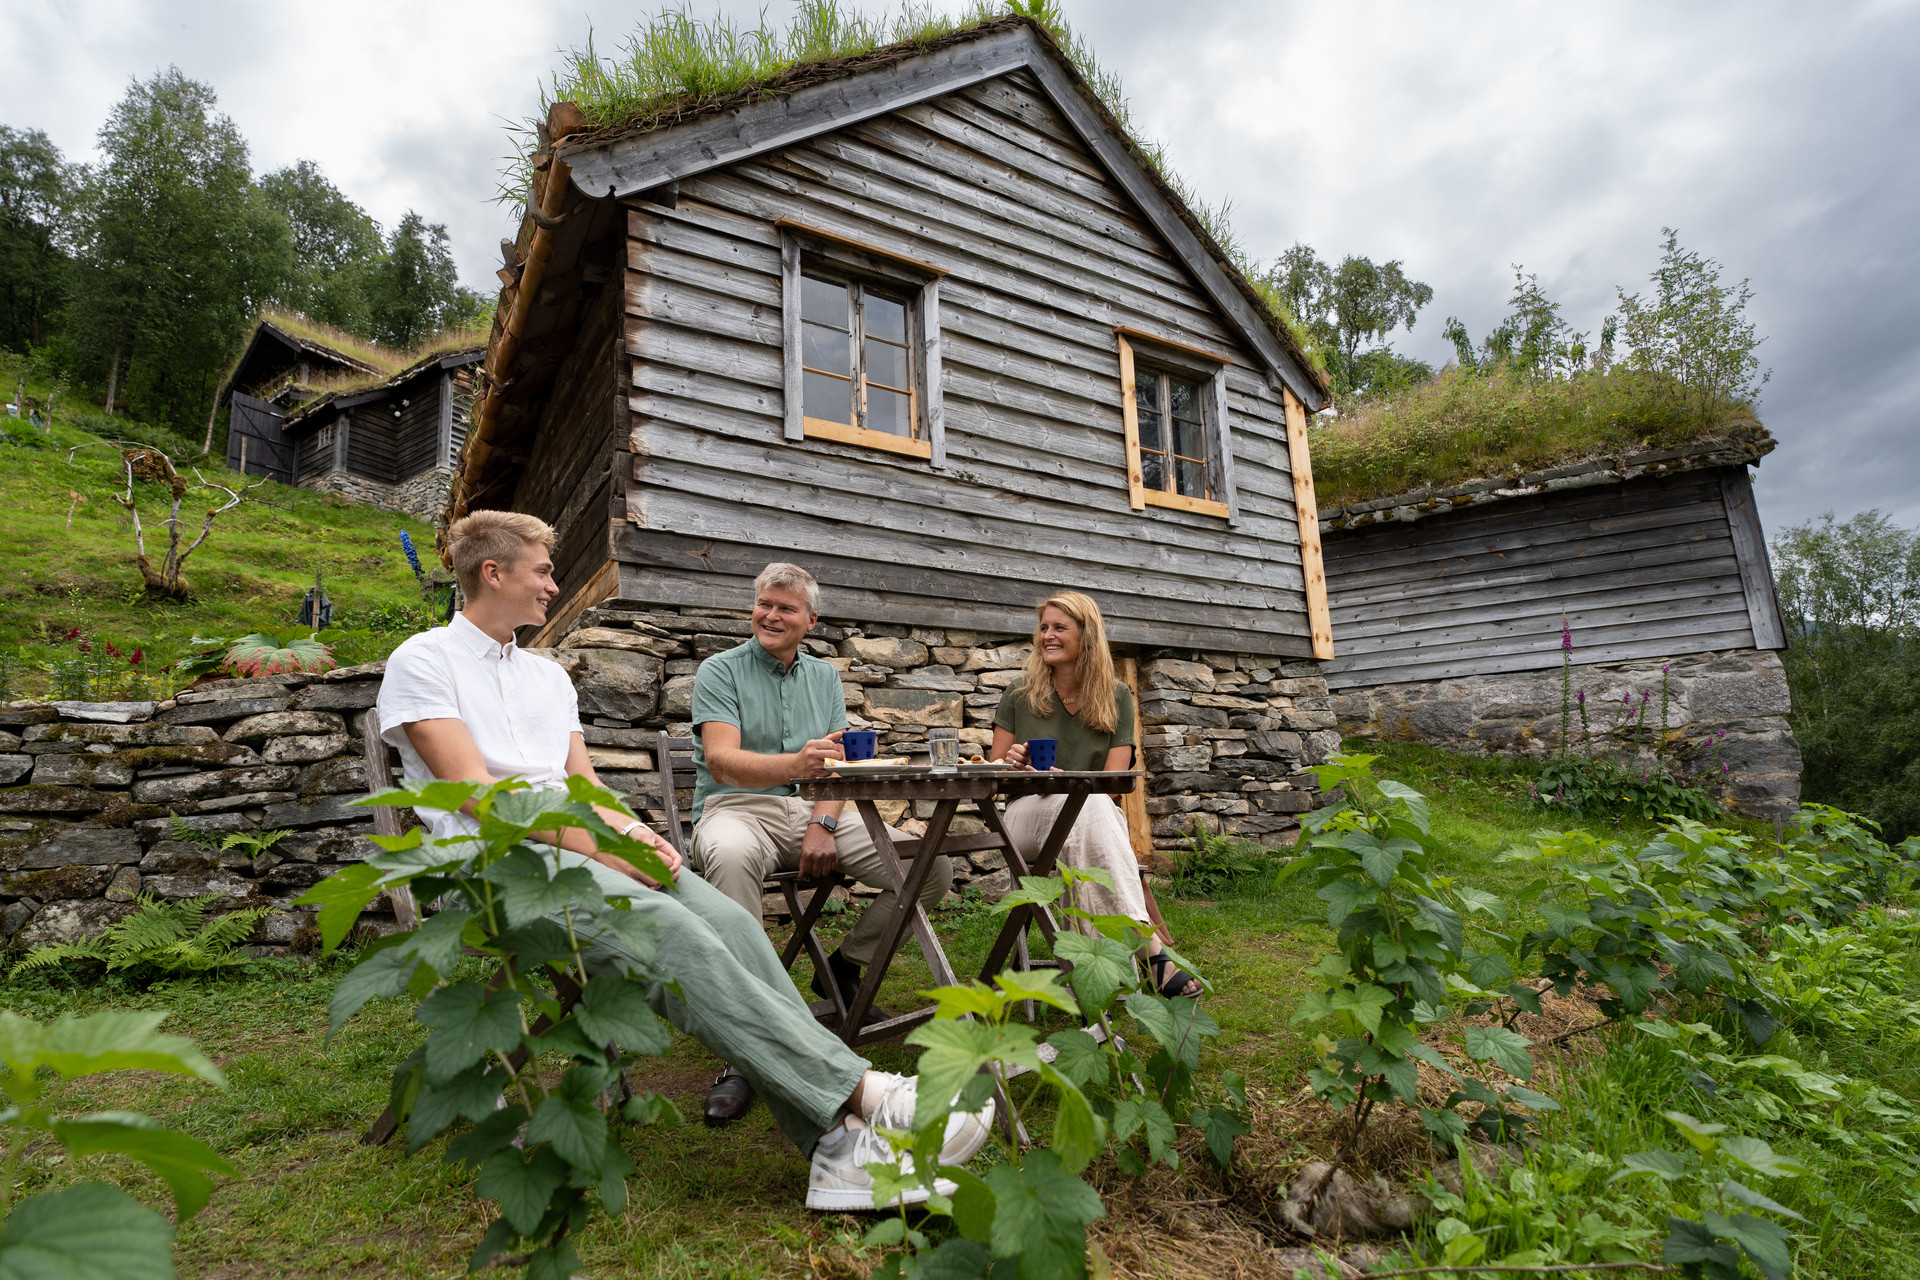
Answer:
[
  {"left": 524, "top": 1, "right": 1329, "bottom": 382},
  {"left": 1311, "top": 364, "right": 1770, "bottom": 510},
  {"left": 254, "top": 308, "right": 409, "bottom": 378}
]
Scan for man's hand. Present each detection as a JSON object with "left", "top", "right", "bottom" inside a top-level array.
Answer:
[
  {"left": 799, "top": 821, "right": 840, "bottom": 878},
  {"left": 796, "top": 730, "right": 847, "bottom": 777}
]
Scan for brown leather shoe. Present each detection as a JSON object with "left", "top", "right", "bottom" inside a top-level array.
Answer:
[{"left": 704, "top": 1067, "right": 753, "bottom": 1127}]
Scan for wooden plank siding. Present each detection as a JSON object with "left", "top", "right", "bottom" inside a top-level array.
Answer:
[
  {"left": 511, "top": 278, "right": 624, "bottom": 612},
  {"left": 345, "top": 402, "right": 400, "bottom": 482},
  {"left": 618, "top": 70, "right": 1314, "bottom": 655},
  {"left": 1320, "top": 468, "right": 1765, "bottom": 689},
  {"left": 395, "top": 381, "right": 444, "bottom": 479}
]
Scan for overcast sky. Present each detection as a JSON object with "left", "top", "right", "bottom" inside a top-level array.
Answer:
[{"left": 4, "top": 0, "right": 1915, "bottom": 536}]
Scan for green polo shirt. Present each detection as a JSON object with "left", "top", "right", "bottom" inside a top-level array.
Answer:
[
  {"left": 689, "top": 638, "right": 848, "bottom": 819},
  {"left": 992, "top": 677, "right": 1136, "bottom": 772}
]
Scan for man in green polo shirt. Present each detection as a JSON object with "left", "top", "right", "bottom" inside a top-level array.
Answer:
[{"left": 688, "top": 562, "right": 954, "bottom": 1125}]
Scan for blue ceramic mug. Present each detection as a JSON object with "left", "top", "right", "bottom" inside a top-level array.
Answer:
[
  {"left": 842, "top": 730, "right": 878, "bottom": 761},
  {"left": 1026, "top": 738, "right": 1057, "bottom": 771}
]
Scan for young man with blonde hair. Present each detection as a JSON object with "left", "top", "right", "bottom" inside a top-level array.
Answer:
[
  {"left": 374, "top": 513, "right": 987, "bottom": 1210},
  {"left": 688, "top": 562, "right": 954, "bottom": 1125}
]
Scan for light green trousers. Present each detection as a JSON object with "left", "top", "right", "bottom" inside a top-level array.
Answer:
[{"left": 559, "top": 850, "right": 869, "bottom": 1156}]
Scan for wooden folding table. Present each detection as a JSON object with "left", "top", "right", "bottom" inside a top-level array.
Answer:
[{"left": 792, "top": 768, "right": 1142, "bottom": 1047}]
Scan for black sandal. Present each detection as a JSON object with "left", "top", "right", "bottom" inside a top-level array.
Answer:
[{"left": 1149, "top": 952, "right": 1201, "bottom": 999}]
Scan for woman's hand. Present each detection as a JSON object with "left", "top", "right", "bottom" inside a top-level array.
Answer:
[{"left": 597, "top": 838, "right": 682, "bottom": 890}]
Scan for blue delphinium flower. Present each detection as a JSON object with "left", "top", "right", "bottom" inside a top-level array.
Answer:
[{"left": 400, "top": 530, "right": 424, "bottom": 581}]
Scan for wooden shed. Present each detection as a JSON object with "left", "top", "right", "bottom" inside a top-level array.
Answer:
[
  {"left": 1317, "top": 433, "right": 1802, "bottom": 816},
  {"left": 280, "top": 347, "right": 481, "bottom": 523},
  {"left": 219, "top": 316, "right": 384, "bottom": 485},
  {"left": 444, "top": 15, "right": 1348, "bottom": 850}
]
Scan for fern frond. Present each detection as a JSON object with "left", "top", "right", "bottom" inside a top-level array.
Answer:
[
  {"left": 14, "top": 940, "right": 111, "bottom": 972},
  {"left": 194, "top": 905, "right": 272, "bottom": 956},
  {"left": 169, "top": 815, "right": 221, "bottom": 848}
]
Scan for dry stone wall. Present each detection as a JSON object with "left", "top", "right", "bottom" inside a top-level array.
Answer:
[
  {"left": 0, "top": 664, "right": 392, "bottom": 954},
  {"left": 1332, "top": 649, "right": 1801, "bottom": 818},
  {"left": 2, "top": 605, "right": 1335, "bottom": 951}
]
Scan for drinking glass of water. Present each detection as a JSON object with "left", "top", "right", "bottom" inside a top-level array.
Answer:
[{"left": 928, "top": 727, "right": 960, "bottom": 774}]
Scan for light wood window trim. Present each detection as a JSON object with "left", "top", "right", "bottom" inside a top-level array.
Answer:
[
  {"left": 1115, "top": 332, "right": 1235, "bottom": 521},
  {"left": 800, "top": 415, "right": 932, "bottom": 459},
  {"left": 1283, "top": 385, "right": 1335, "bottom": 660},
  {"left": 780, "top": 226, "right": 945, "bottom": 465}
]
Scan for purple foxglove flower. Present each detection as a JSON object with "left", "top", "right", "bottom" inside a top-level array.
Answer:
[
  {"left": 1641, "top": 690, "right": 1652, "bottom": 704},
  {"left": 1577, "top": 690, "right": 1587, "bottom": 705},
  {"left": 1662, "top": 663, "right": 1671, "bottom": 674},
  {"left": 1562, "top": 621, "right": 1573, "bottom": 654}
]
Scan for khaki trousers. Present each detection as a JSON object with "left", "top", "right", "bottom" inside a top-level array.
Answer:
[
  {"left": 689, "top": 792, "right": 955, "bottom": 969},
  {"left": 1002, "top": 793, "right": 1150, "bottom": 928}
]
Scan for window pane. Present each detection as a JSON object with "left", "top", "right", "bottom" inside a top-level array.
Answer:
[
  {"left": 865, "top": 293, "right": 908, "bottom": 343},
  {"left": 865, "top": 337, "right": 908, "bottom": 389},
  {"left": 801, "top": 274, "right": 848, "bottom": 328},
  {"left": 1176, "top": 457, "right": 1208, "bottom": 499},
  {"left": 867, "top": 386, "right": 911, "bottom": 436},
  {"left": 1174, "top": 413, "right": 1207, "bottom": 463},
  {"left": 1169, "top": 377, "right": 1199, "bottom": 423},
  {"left": 1140, "top": 450, "right": 1165, "bottom": 491},
  {"left": 803, "top": 321, "right": 849, "bottom": 374},
  {"left": 804, "top": 370, "right": 851, "bottom": 424}
]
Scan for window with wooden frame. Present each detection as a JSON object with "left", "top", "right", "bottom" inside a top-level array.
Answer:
[
  {"left": 779, "top": 219, "right": 945, "bottom": 463},
  {"left": 1115, "top": 328, "right": 1237, "bottom": 520}
]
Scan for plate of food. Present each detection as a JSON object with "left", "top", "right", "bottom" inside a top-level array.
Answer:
[
  {"left": 957, "top": 758, "right": 1021, "bottom": 772},
  {"left": 822, "top": 757, "right": 912, "bottom": 772}
]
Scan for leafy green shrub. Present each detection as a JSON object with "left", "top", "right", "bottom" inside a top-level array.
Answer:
[
  {"left": 863, "top": 862, "right": 1248, "bottom": 1279},
  {"left": 0, "top": 1009, "right": 233, "bottom": 1277},
  {"left": 294, "top": 775, "right": 682, "bottom": 1279},
  {"left": 173, "top": 628, "right": 340, "bottom": 682},
  {"left": 1617, "top": 1111, "right": 1809, "bottom": 1280},
  {"left": 1280, "top": 753, "right": 1553, "bottom": 1154},
  {"left": 1530, "top": 756, "right": 1723, "bottom": 821},
  {"left": 1168, "top": 825, "right": 1277, "bottom": 898},
  {"left": 14, "top": 894, "right": 273, "bottom": 980}
]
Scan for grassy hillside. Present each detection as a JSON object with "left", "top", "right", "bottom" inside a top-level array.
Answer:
[{"left": 0, "top": 351, "right": 438, "bottom": 700}]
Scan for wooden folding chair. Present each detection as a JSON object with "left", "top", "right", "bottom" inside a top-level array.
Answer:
[{"left": 655, "top": 732, "right": 854, "bottom": 1024}]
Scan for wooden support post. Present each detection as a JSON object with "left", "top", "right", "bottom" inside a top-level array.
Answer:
[
  {"left": 1113, "top": 656, "right": 1154, "bottom": 867},
  {"left": 1283, "top": 386, "right": 1335, "bottom": 660}
]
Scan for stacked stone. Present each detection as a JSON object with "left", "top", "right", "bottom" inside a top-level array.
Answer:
[
  {"left": 1330, "top": 650, "right": 1801, "bottom": 818},
  {"left": 548, "top": 604, "right": 1336, "bottom": 876},
  {"left": 1136, "top": 656, "right": 1340, "bottom": 856},
  {"left": 0, "top": 663, "right": 392, "bottom": 953}
]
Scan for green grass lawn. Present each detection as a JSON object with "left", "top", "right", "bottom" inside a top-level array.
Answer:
[
  {"left": 0, "top": 351, "right": 437, "bottom": 701},
  {"left": 5, "top": 753, "right": 1916, "bottom": 1278}
]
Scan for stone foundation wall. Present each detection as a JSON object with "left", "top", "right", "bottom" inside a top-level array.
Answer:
[
  {"left": 297, "top": 466, "right": 451, "bottom": 525},
  {"left": 2, "top": 606, "right": 1336, "bottom": 951},
  {"left": 544, "top": 602, "right": 1338, "bottom": 879},
  {"left": 1331, "top": 649, "right": 1801, "bottom": 819}
]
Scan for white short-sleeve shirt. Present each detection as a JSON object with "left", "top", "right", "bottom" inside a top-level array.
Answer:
[{"left": 376, "top": 613, "right": 582, "bottom": 842}]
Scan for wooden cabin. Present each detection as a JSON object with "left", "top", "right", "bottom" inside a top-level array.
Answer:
[
  {"left": 220, "top": 317, "right": 383, "bottom": 484},
  {"left": 281, "top": 349, "right": 481, "bottom": 523},
  {"left": 443, "top": 16, "right": 1344, "bottom": 849},
  {"left": 1317, "top": 435, "right": 1802, "bottom": 816}
]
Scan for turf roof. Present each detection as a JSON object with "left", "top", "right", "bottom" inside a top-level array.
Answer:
[{"left": 528, "top": 5, "right": 1327, "bottom": 386}]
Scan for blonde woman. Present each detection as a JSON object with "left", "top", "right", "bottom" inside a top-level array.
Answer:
[{"left": 989, "top": 591, "right": 1201, "bottom": 999}]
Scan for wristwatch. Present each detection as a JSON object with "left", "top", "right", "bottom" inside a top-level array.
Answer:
[{"left": 808, "top": 813, "right": 838, "bottom": 834}]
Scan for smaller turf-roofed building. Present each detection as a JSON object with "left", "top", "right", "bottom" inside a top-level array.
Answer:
[
  {"left": 1318, "top": 427, "right": 1799, "bottom": 817},
  {"left": 281, "top": 347, "right": 482, "bottom": 523},
  {"left": 219, "top": 315, "right": 387, "bottom": 485}
]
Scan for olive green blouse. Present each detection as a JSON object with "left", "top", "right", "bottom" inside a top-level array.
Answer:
[{"left": 991, "top": 677, "right": 1136, "bottom": 772}]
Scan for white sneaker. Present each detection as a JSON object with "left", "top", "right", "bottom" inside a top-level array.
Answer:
[
  {"left": 806, "top": 1120, "right": 957, "bottom": 1211},
  {"left": 864, "top": 1072, "right": 996, "bottom": 1167}
]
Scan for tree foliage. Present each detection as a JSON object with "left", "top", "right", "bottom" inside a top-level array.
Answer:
[
  {"left": 1, "top": 71, "right": 487, "bottom": 442},
  {"left": 0, "top": 126, "right": 72, "bottom": 351},
  {"left": 1265, "top": 244, "right": 1434, "bottom": 399},
  {"left": 1772, "top": 509, "right": 1920, "bottom": 841}
]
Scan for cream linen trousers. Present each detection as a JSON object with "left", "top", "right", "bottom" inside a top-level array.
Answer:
[{"left": 1001, "top": 792, "right": 1150, "bottom": 927}]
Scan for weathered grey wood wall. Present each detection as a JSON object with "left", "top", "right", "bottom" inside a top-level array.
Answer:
[
  {"left": 396, "top": 387, "right": 443, "bottom": 479},
  {"left": 512, "top": 279, "right": 623, "bottom": 611},
  {"left": 612, "top": 69, "right": 1313, "bottom": 655},
  {"left": 1320, "top": 466, "right": 1784, "bottom": 690}
]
